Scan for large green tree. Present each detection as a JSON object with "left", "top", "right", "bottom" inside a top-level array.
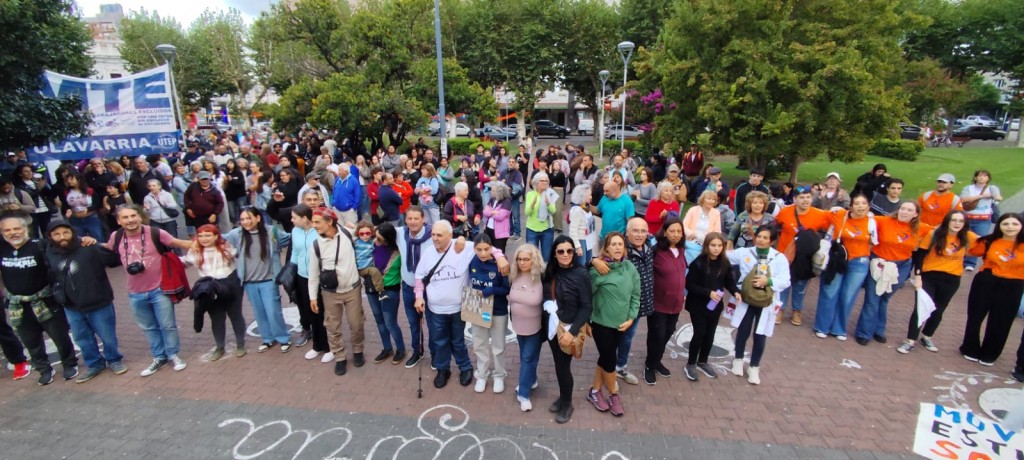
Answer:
[
  {"left": 558, "top": 0, "right": 622, "bottom": 138},
  {"left": 650, "top": 0, "right": 920, "bottom": 181},
  {"left": 0, "top": 0, "right": 93, "bottom": 151},
  {"left": 619, "top": 0, "right": 673, "bottom": 51}
]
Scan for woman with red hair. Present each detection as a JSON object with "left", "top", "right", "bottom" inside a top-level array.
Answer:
[{"left": 181, "top": 224, "right": 247, "bottom": 361}]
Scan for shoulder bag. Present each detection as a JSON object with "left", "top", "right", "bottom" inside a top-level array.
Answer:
[
  {"left": 740, "top": 251, "right": 774, "bottom": 308},
  {"left": 962, "top": 185, "right": 987, "bottom": 212}
]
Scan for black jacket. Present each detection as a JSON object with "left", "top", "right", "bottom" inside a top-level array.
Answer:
[
  {"left": 684, "top": 255, "right": 738, "bottom": 314},
  {"left": 127, "top": 169, "right": 168, "bottom": 204},
  {"left": 544, "top": 265, "right": 592, "bottom": 336},
  {"left": 44, "top": 224, "right": 120, "bottom": 312}
]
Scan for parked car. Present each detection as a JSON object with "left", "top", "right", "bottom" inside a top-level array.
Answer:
[
  {"left": 899, "top": 123, "right": 922, "bottom": 140},
  {"left": 506, "top": 123, "right": 531, "bottom": 135},
  {"left": 958, "top": 115, "right": 999, "bottom": 128},
  {"left": 532, "top": 120, "right": 571, "bottom": 138},
  {"left": 605, "top": 124, "right": 643, "bottom": 140},
  {"left": 577, "top": 119, "right": 595, "bottom": 136},
  {"left": 952, "top": 126, "right": 1006, "bottom": 141},
  {"left": 474, "top": 125, "right": 516, "bottom": 140},
  {"left": 429, "top": 122, "right": 472, "bottom": 136}
]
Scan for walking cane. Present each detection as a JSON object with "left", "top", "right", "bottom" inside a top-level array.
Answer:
[{"left": 417, "top": 311, "right": 424, "bottom": 399}]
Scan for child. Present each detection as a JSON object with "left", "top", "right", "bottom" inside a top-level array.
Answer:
[
  {"left": 181, "top": 224, "right": 247, "bottom": 361},
  {"left": 354, "top": 221, "right": 387, "bottom": 300}
]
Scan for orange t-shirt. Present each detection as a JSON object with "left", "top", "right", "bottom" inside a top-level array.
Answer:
[
  {"left": 918, "top": 191, "right": 963, "bottom": 227},
  {"left": 968, "top": 239, "right": 1024, "bottom": 280},
  {"left": 873, "top": 216, "right": 931, "bottom": 261},
  {"left": 776, "top": 206, "right": 832, "bottom": 253},
  {"left": 830, "top": 210, "right": 874, "bottom": 260},
  {"left": 919, "top": 229, "right": 978, "bottom": 276}
]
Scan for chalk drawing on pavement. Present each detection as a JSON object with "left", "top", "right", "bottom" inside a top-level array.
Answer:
[
  {"left": 931, "top": 370, "right": 1007, "bottom": 410},
  {"left": 663, "top": 323, "right": 736, "bottom": 375},
  {"left": 246, "top": 306, "right": 303, "bottom": 338},
  {"left": 839, "top": 359, "right": 861, "bottom": 369},
  {"left": 219, "top": 404, "right": 632, "bottom": 460}
]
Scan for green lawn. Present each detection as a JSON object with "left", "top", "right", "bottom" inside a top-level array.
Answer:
[{"left": 713, "top": 146, "right": 1024, "bottom": 199}]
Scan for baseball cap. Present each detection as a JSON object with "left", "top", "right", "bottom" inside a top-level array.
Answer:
[
  {"left": 708, "top": 167, "right": 722, "bottom": 175},
  {"left": 668, "top": 164, "right": 680, "bottom": 173},
  {"left": 197, "top": 171, "right": 211, "bottom": 180},
  {"left": 937, "top": 173, "right": 956, "bottom": 183},
  {"left": 826, "top": 172, "right": 841, "bottom": 181},
  {"left": 305, "top": 172, "right": 319, "bottom": 182}
]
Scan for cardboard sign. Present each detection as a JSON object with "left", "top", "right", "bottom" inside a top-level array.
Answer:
[
  {"left": 461, "top": 287, "right": 493, "bottom": 328},
  {"left": 913, "top": 403, "right": 1023, "bottom": 460}
]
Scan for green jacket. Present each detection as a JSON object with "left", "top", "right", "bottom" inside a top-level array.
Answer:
[{"left": 589, "top": 260, "right": 641, "bottom": 329}]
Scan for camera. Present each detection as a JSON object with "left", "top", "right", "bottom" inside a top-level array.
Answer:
[{"left": 126, "top": 262, "right": 146, "bottom": 275}]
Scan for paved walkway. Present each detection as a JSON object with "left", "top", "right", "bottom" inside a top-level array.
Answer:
[{"left": 0, "top": 259, "right": 1020, "bottom": 459}]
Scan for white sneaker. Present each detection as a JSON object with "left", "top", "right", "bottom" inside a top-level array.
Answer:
[
  {"left": 814, "top": 331, "right": 827, "bottom": 339},
  {"left": 304, "top": 350, "right": 320, "bottom": 360},
  {"left": 732, "top": 359, "right": 744, "bottom": 377},
  {"left": 321, "top": 352, "right": 335, "bottom": 363},
  {"left": 170, "top": 355, "right": 187, "bottom": 372},
  {"left": 493, "top": 378, "right": 505, "bottom": 394},
  {"left": 748, "top": 366, "right": 761, "bottom": 385},
  {"left": 514, "top": 382, "right": 539, "bottom": 393},
  {"left": 518, "top": 396, "right": 533, "bottom": 412},
  {"left": 474, "top": 378, "right": 487, "bottom": 393}
]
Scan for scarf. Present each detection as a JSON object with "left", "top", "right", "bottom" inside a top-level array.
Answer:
[
  {"left": 405, "top": 224, "right": 432, "bottom": 272},
  {"left": 3, "top": 286, "right": 54, "bottom": 328}
]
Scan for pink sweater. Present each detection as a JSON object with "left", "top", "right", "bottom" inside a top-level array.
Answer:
[{"left": 507, "top": 274, "right": 543, "bottom": 336}]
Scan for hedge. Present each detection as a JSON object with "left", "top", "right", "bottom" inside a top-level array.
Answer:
[
  {"left": 445, "top": 138, "right": 495, "bottom": 157},
  {"left": 868, "top": 139, "right": 924, "bottom": 161}
]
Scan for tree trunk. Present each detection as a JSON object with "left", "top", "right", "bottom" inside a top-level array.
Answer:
[{"left": 788, "top": 157, "right": 804, "bottom": 184}]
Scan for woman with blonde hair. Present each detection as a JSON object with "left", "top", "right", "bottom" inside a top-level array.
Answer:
[
  {"left": 682, "top": 190, "right": 722, "bottom": 263},
  {"left": 729, "top": 191, "right": 774, "bottom": 249},
  {"left": 508, "top": 243, "right": 546, "bottom": 411}
]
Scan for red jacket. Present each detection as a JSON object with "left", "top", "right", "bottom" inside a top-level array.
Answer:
[{"left": 652, "top": 247, "right": 687, "bottom": 314}]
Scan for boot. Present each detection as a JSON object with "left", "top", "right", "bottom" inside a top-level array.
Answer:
[
  {"left": 791, "top": 311, "right": 803, "bottom": 326},
  {"left": 748, "top": 366, "right": 761, "bottom": 385},
  {"left": 732, "top": 359, "right": 744, "bottom": 377}
]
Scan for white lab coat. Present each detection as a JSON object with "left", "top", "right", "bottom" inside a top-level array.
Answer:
[{"left": 727, "top": 247, "right": 792, "bottom": 337}]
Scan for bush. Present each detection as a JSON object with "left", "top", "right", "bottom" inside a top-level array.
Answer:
[
  {"left": 868, "top": 139, "right": 924, "bottom": 161},
  {"left": 601, "top": 140, "right": 643, "bottom": 160},
  {"left": 445, "top": 138, "right": 494, "bottom": 157}
]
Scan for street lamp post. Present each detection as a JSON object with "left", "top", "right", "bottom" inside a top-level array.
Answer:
[
  {"left": 616, "top": 41, "right": 635, "bottom": 153},
  {"left": 432, "top": 0, "right": 448, "bottom": 159},
  {"left": 598, "top": 70, "right": 610, "bottom": 160},
  {"left": 156, "top": 44, "right": 186, "bottom": 146}
]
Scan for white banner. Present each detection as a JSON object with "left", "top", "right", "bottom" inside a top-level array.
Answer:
[
  {"left": 33, "top": 64, "right": 179, "bottom": 159},
  {"left": 913, "top": 403, "right": 1023, "bottom": 459}
]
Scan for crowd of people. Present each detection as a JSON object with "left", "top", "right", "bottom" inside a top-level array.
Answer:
[{"left": 0, "top": 128, "right": 1021, "bottom": 426}]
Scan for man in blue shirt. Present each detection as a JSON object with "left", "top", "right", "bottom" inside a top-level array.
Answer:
[
  {"left": 331, "top": 162, "right": 361, "bottom": 226},
  {"left": 595, "top": 181, "right": 633, "bottom": 242}
]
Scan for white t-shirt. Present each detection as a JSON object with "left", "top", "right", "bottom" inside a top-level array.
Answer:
[{"left": 415, "top": 241, "right": 476, "bottom": 314}]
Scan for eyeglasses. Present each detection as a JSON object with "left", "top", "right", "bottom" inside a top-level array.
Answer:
[{"left": 555, "top": 248, "right": 574, "bottom": 255}]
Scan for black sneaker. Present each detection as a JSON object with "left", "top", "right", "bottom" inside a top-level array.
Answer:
[
  {"left": 548, "top": 398, "right": 563, "bottom": 413},
  {"left": 1012, "top": 369, "right": 1024, "bottom": 383},
  {"left": 684, "top": 364, "right": 699, "bottom": 382},
  {"left": 856, "top": 337, "right": 871, "bottom": 346},
  {"left": 62, "top": 365, "right": 79, "bottom": 381},
  {"left": 391, "top": 349, "right": 406, "bottom": 365},
  {"left": 696, "top": 363, "right": 718, "bottom": 379},
  {"left": 654, "top": 363, "right": 671, "bottom": 378},
  {"left": 38, "top": 367, "right": 54, "bottom": 386},
  {"left": 334, "top": 360, "right": 348, "bottom": 376},
  {"left": 459, "top": 370, "right": 473, "bottom": 386},
  {"left": 353, "top": 353, "right": 365, "bottom": 368},
  {"left": 374, "top": 350, "right": 393, "bottom": 364},
  {"left": 404, "top": 351, "right": 423, "bottom": 368},
  {"left": 433, "top": 369, "right": 451, "bottom": 388},
  {"left": 643, "top": 367, "right": 656, "bottom": 386},
  {"left": 555, "top": 403, "right": 574, "bottom": 424},
  {"left": 873, "top": 335, "right": 888, "bottom": 344}
]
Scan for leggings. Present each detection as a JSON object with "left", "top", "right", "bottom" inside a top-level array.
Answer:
[
  {"left": 590, "top": 322, "right": 621, "bottom": 373},
  {"left": 295, "top": 275, "right": 329, "bottom": 352},
  {"left": 734, "top": 307, "right": 767, "bottom": 367},
  {"left": 548, "top": 337, "right": 574, "bottom": 405},
  {"left": 907, "top": 271, "right": 960, "bottom": 340},
  {"left": 209, "top": 298, "right": 247, "bottom": 349},
  {"left": 645, "top": 312, "right": 678, "bottom": 369},
  {"left": 689, "top": 307, "right": 723, "bottom": 365}
]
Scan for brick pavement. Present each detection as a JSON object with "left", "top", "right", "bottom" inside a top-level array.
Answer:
[{"left": 0, "top": 263, "right": 1020, "bottom": 459}]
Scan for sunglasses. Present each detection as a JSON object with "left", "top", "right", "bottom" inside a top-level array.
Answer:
[
  {"left": 357, "top": 231, "right": 373, "bottom": 236},
  {"left": 555, "top": 248, "right": 574, "bottom": 255}
]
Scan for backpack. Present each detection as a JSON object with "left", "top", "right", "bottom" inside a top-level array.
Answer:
[
  {"left": 114, "top": 226, "right": 190, "bottom": 303},
  {"left": 740, "top": 252, "right": 775, "bottom": 308}
]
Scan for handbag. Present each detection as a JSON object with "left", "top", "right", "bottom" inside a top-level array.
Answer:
[
  {"left": 157, "top": 196, "right": 180, "bottom": 218},
  {"left": 549, "top": 279, "right": 590, "bottom": 358},
  {"left": 963, "top": 185, "right": 987, "bottom": 212},
  {"left": 313, "top": 236, "right": 342, "bottom": 291},
  {"left": 275, "top": 261, "right": 299, "bottom": 303},
  {"left": 822, "top": 213, "right": 849, "bottom": 283},
  {"left": 991, "top": 201, "right": 1001, "bottom": 224},
  {"left": 740, "top": 252, "right": 774, "bottom": 308}
]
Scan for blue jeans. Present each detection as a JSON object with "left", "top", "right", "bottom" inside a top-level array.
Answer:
[
  {"left": 243, "top": 280, "right": 291, "bottom": 344},
  {"left": 526, "top": 228, "right": 554, "bottom": 263},
  {"left": 516, "top": 332, "right": 543, "bottom": 399},
  {"left": 510, "top": 199, "right": 521, "bottom": 236},
  {"left": 575, "top": 240, "right": 591, "bottom": 268},
  {"left": 70, "top": 213, "right": 105, "bottom": 240},
  {"left": 65, "top": 304, "right": 122, "bottom": 369},
  {"left": 616, "top": 318, "right": 640, "bottom": 369},
  {"left": 128, "top": 287, "right": 180, "bottom": 360},
  {"left": 855, "top": 257, "right": 912, "bottom": 340},
  {"left": 367, "top": 288, "right": 405, "bottom": 352},
  {"left": 402, "top": 282, "right": 434, "bottom": 356},
  {"left": 428, "top": 311, "right": 472, "bottom": 372},
  {"left": 813, "top": 257, "right": 869, "bottom": 336},
  {"left": 965, "top": 219, "right": 993, "bottom": 269},
  {"left": 780, "top": 278, "right": 811, "bottom": 312}
]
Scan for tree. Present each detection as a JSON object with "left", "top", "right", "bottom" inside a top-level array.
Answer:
[
  {"left": 903, "top": 58, "right": 971, "bottom": 127},
  {"left": 649, "top": 0, "right": 919, "bottom": 181},
  {"left": 619, "top": 0, "right": 673, "bottom": 51},
  {"left": 118, "top": 9, "right": 234, "bottom": 111},
  {"left": 0, "top": 0, "right": 93, "bottom": 151},
  {"left": 190, "top": 10, "right": 257, "bottom": 120},
  {"left": 558, "top": 0, "right": 622, "bottom": 138}
]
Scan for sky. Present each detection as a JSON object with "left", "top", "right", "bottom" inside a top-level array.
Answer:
[{"left": 76, "top": 0, "right": 272, "bottom": 26}]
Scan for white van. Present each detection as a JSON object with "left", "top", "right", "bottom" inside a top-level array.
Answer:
[{"left": 577, "top": 119, "right": 594, "bottom": 136}]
